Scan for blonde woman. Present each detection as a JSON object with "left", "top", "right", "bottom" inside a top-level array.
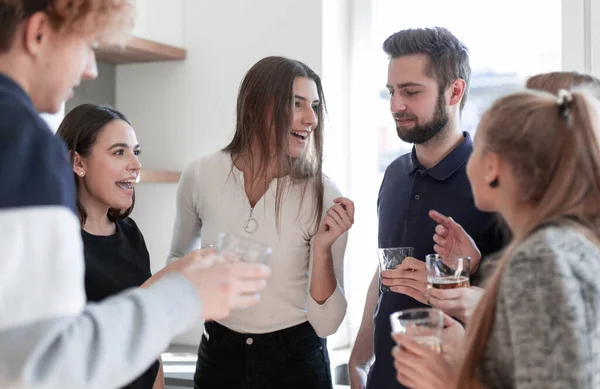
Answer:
[
  {"left": 426, "top": 70, "right": 600, "bottom": 322},
  {"left": 393, "top": 88, "right": 600, "bottom": 389}
]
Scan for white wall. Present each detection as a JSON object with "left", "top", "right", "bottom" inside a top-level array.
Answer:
[
  {"left": 562, "top": 0, "right": 600, "bottom": 75},
  {"left": 321, "top": 0, "right": 352, "bottom": 347},
  {"left": 117, "top": 0, "right": 327, "bottom": 345},
  {"left": 344, "top": 0, "right": 381, "bottom": 343},
  {"left": 131, "top": 0, "right": 185, "bottom": 47},
  {"left": 590, "top": 0, "right": 600, "bottom": 75}
]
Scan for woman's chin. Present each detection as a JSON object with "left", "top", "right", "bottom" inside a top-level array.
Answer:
[{"left": 110, "top": 200, "right": 133, "bottom": 211}]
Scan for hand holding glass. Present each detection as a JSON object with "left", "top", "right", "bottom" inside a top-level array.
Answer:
[
  {"left": 390, "top": 308, "right": 444, "bottom": 353},
  {"left": 426, "top": 254, "right": 470, "bottom": 290},
  {"left": 378, "top": 247, "right": 414, "bottom": 292},
  {"left": 217, "top": 233, "right": 272, "bottom": 265}
]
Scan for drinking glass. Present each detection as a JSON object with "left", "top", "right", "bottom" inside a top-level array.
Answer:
[
  {"left": 389, "top": 308, "right": 444, "bottom": 353},
  {"left": 425, "top": 254, "right": 470, "bottom": 290},
  {"left": 378, "top": 247, "right": 414, "bottom": 292}
]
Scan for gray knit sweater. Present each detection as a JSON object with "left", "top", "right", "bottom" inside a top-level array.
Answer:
[{"left": 479, "top": 224, "right": 600, "bottom": 389}]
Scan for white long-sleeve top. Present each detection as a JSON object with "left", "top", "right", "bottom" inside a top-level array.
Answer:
[{"left": 168, "top": 151, "right": 348, "bottom": 337}]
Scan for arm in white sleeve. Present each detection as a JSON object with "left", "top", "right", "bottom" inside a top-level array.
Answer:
[
  {"left": 306, "top": 179, "right": 348, "bottom": 337},
  {"left": 0, "top": 207, "right": 202, "bottom": 389},
  {"left": 167, "top": 160, "right": 204, "bottom": 265}
]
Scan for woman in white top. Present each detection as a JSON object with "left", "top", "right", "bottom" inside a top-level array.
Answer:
[{"left": 168, "top": 56, "right": 354, "bottom": 389}]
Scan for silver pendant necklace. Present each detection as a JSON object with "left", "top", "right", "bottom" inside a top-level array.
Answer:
[
  {"left": 244, "top": 208, "right": 258, "bottom": 234},
  {"left": 243, "top": 174, "right": 268, "bottom": 234}
]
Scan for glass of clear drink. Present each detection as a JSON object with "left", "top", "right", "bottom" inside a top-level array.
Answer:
[
  {"left": 425, "top": 254, "right": 470, "bottom": 290},
  {"left": 389, "top": 308, "right": 444, "bottom": 353},
  {"left": 377, "top": 247, "right": 414, "bottom": 293},
  {"left": 217, "top": 233, "right": 272, "bottom": 265}
]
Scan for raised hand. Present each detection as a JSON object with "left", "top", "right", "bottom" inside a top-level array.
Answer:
[{"left": 429, "top": 210, "right": 481, "bottom": 271}]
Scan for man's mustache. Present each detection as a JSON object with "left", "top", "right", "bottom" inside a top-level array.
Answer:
[{"left": 393, "top": 113, "right": 417, "bottom": 121}]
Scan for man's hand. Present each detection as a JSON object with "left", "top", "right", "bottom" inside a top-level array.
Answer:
[{"left": 381, "top": 257, "right": 428, "bottom": 304}]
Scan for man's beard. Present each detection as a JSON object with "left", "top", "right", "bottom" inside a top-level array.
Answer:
[{"left": 394, "top": 93, "right": 449, "bottom": 144}]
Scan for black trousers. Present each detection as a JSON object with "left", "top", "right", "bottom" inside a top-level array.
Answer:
[{"left": 194, "top": 321, "right": 332, "bottom": 389}]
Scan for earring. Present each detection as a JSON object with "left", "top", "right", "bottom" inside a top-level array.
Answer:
[
  {"left": 78, "top": 171, "right": 84, "bottom": 177},
  {"left": 485, "top": 176, "right": 499, "bottom": 188}
]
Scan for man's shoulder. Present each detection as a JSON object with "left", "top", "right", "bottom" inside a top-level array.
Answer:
[
  {"left": 0, "top": 101, "right": 75, "bottom": 211},
  {"left": 380, "top": 152, "right": 412, "bottom": 191},
  {"left": 386, "top": 152, "right": 412, "bottom": 173}
]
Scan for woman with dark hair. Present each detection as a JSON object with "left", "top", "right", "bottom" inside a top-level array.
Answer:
[
  {"left": 57, "top": 104, "right": 164, "bottom": 389},
  {"left": 168, "top": 56, "right": 355, "bottom": 389}
]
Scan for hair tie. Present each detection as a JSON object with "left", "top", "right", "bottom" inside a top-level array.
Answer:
[{"left": 557, "top": 89, "right": 573, "bottom": 119}]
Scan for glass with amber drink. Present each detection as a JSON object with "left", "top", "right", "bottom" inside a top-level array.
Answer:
[{"left": 426, "top": 254, "right": 470, "bottom": 290}]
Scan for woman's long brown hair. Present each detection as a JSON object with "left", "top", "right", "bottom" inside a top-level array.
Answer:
[
  {"left": 457, "top": 89, "right": 600, "bottom": 387},
  {"left": 526, "top": 71, "right": 600, "bottom": 94},
  {"left": 223, "top": 56, "right": 326, "bottom": 229}
]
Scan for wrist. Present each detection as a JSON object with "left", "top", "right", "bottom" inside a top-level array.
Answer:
[
  {"left": 349, "top": 353, "right": 372, "bottom": 368},
  {"left": 313, "top": 241, "right": 332, "bottom": 258},
  {"left": 470, "top": 252, "right": 482, "bottom": 273}
]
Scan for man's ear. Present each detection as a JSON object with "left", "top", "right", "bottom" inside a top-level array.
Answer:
[
  {"left": 22, "top": 11, "right": 52, "bottom": 56},
  {"left": 448, "top": 78, "right": 466, "bottom": 108}
]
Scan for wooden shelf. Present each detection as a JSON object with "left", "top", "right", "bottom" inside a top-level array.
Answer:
[
  {"left": 95, "top": 37, "right": 186, "bottom": 64},
  {"left": 139, "top": 169, "right": 181, "bottom": 183}
]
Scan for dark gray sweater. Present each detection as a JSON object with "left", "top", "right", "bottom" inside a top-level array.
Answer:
[{"left": 479, "top": 224, "right": 600, "bottom": 389}]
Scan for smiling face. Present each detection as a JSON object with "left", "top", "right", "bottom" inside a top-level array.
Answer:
[
  {"left": 386, "top": 54, "right": 450, "bottom": 144},
  {"left": 288, "top": 76, "right": 320, "bottom": 158},
  {"left": 225, "top": 57, "right": 326, "bottom": 180},
  {"left": 75, "top": 119, "right": 142, "bottom": 211}
]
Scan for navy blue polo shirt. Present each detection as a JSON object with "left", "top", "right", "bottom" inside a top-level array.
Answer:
[
  {"left": 367, "top": 132, "right": 504, "bottom": 389},
  {"left": 0, "top": 72, "right": 76, "bottom": 212}
]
